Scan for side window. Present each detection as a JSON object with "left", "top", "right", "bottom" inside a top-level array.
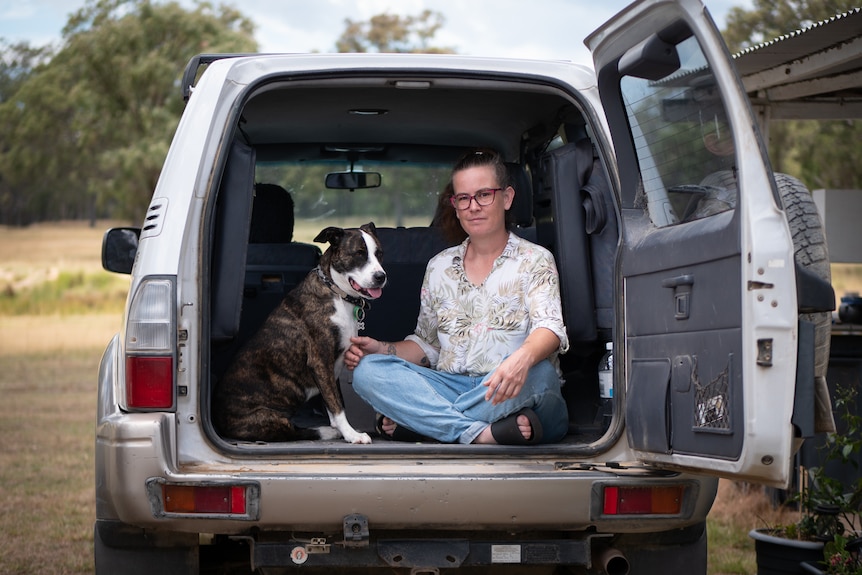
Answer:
[{"left": 620, "top": 35, "right": 737, "bottom": 228}]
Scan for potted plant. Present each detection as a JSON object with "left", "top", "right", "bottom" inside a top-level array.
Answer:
[
  {"left": 800, "top": 534, "right": 862, "bottom": 574},
  {"left": 751, "top": 384, "right": 862, "bottom": 574}
]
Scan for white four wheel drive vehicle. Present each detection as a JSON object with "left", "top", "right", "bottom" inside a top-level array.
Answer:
[{"left": 96, "top": 0, "right": 835, "bottom": 573}]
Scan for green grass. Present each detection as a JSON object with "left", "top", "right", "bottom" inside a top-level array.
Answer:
[
  {"left": 0, "top": 269, "right": 128, "bottom": 315},
  {"left": 705, "top": 481, "right": 804, "bottom": 575},
  {"left": 0, "top": 221, "right": 131, "bottom": 317},
  {"left": 708, "top": 516, "right": 758, "bottom": 574}
]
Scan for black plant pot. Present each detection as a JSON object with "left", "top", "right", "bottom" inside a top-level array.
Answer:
[{"left": 749, "top": 529, "right": 825, "bottom": 575}]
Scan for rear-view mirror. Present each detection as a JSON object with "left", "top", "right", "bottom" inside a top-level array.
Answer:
[{"left": 325, "top": 171, "right": 382, "bottom": 190}]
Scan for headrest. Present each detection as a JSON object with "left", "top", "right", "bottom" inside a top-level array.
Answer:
[
  {"left": 505, "top": 162, "right": 533, "bottom": 228},
  {"left": 249, "top": 183, "right": 295, "bottom": 243}
]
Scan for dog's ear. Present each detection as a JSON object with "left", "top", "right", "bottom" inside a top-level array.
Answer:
[
  {"left": 359, "top": 222, "right": 377, "bottom": 237},
  {"left": 314, "top": 226, "right": 345, "bottom": 245}
]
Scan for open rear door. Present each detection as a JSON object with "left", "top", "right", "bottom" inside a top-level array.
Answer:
[{"left": 587, "top": 0, "right": 801, "bottom": 487}]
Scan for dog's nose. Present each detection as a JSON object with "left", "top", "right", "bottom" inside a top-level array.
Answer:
[{"left": 373, "top": 271, "right": 387, "bottom": 285}]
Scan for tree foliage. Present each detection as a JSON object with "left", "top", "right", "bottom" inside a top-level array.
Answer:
[
  {"left": 6, "top": 1, "right": 854, "bottom": 226},
  {"left": 0, "top": 40, "right": 49, "bottom": 105},
  {"left": 0, "top": 0, "right": 257, "bottom": 225},
  {"left": 722, "top": 0, "right": 861, "bottom": 190},
  {"left": 0, "top": 4, "right": 453, "bottom": 226},
  {"left": 335, "top": 10, "right": 453, "bottom": 54}
]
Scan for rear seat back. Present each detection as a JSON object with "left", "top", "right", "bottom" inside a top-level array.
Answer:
[
  {"left": 242, "top": 184, "right": 321, "bottom": 338},
  {"left": 213, "top": 184, "right": 318, "bottom": 376},
  {"left": 211, "top": 140, "right": 255, "bottom": 344},
  {"left": 581, "top": 148, "right": 618, "bottom": 333},
  {"left": 364, "top": 226, "right": 450, "bottom": 343},
  {"left": 535, "top": 139, "right": 617, "bottom": 343},
  {"left": 506, "top": 162, "right": 536, "bottom": 242}
]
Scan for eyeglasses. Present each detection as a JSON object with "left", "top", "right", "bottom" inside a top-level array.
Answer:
[{"left": 450, "top": 188, "right": 501, "bottom": 210}]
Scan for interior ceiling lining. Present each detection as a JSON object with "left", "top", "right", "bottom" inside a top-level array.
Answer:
[{"left": 241, "top": 79, "right": 577, "bottom": 159}]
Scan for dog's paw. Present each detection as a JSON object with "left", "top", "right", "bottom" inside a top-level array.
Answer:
[{"left": 343, "top": 430, "right": 372, "bottom": 444}]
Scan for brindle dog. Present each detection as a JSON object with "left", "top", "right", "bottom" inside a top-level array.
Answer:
[{"left": 213, "top": 223, "right": 386, "bottom": 443}]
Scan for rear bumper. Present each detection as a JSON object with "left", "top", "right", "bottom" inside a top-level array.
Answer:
[{"left": 96, "top": 410, "right": 718, "bottom": 535}]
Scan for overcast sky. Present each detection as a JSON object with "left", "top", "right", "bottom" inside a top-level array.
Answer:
[{"left": 0, "top": 0, "right": 752, "bottom": 68}]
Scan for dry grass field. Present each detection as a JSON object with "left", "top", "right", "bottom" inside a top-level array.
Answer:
[
  {"left": 0, "top": 220, "right": 856, "bottom": 574},
  {"left": 0, "top": 348, "right": 101, "bottom": 574},
  {"left": 0, "top": 221, "right": 128, "bottom": 574}
]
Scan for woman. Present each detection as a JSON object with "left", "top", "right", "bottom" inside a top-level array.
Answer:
[{"left": 344, "top": 148, "right": 569, "bottom": 444}]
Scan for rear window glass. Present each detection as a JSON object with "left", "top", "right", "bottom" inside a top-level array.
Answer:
[
  {"left": 256, "top": 161, "right": 451, "bottom": 243},
  {"left": 620, "top": 35, "right": 737, "bottom": 227}
]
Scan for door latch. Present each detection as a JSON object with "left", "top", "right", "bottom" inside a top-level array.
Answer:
[{"left": 756, "top": 338, "right": 773, "bottom": 366}]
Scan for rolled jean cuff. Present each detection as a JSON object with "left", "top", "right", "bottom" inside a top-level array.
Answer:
[{"left": 459, "top": 421, "right": 489, "bottom": 445}]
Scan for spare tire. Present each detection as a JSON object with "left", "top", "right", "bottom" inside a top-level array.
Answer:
[{"left": 775, "top": 173, "right": 835, "bottom": 433}]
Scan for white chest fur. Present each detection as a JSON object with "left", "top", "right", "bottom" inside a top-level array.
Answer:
[{"left": 330, "top": 297, "right": 360, "bottom": 378}]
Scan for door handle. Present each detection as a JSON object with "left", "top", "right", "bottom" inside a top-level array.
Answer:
[
  {"left": 662, "top": 274, "right": 693, "bottom": 320},
  {"left": 661, "top": 274, "right": 694, "bottom": 289}
]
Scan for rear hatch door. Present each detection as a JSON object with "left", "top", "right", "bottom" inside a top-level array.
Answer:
[{"left": 587, "top": 0, "right": 802, "bottom": 487}]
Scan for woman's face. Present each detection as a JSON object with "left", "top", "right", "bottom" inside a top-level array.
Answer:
[{"left": 451, "top": 165, "right": 513, "bottom": 239}]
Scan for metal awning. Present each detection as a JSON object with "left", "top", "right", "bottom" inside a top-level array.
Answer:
[
  {"left": 733, "top": 7, "right": 862, "bottom": 124},
  {"left": 732, "top": 9, "right": 862, "bottom": 265}
]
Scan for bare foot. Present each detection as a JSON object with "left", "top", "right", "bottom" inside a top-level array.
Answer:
[
  {"left": 379, "top": 416, "right": 397, "bottom": 437},
  {"left": 472, "top": 414, "right": 532, "bottom": 444},
  {"left": 377, "top": 416, "right": 431, "bottom": 443}
]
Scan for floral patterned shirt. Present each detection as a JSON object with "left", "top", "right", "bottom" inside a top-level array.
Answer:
[{"left": 405, "top": 232, "right": 569, "bottom": 376}]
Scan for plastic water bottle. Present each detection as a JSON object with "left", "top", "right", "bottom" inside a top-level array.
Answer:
[{"left": 597, "top": 342, "right": 613, "bottom": 429}]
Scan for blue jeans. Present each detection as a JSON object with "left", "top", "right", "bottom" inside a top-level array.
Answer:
[{"left": 351, "top": 355, "right": 569, "bottom": 444}]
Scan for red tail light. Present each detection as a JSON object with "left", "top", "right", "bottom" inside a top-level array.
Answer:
[
  {"left": 603, "top": 485, "right": 684, "bottom": 515},
  {"left": 126, "top": 356, "right": 174, "bottom": 408},
  {"left": 123, "top": 278, "right": 176, "bottom": 410}
]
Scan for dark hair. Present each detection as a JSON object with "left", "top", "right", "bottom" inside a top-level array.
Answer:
[
  {"left": 435, "top": 148, "right": 511, "bottom": 244},
  {"left": 451, "top": 148, "right": 510, "bottom": 189}
]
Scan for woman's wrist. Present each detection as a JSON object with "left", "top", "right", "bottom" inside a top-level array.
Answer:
[{"left": 378, "top": 341, "right": 398, "bottom": 356}]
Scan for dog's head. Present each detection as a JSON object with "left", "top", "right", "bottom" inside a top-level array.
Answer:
[{"left": 314, "top": 222, "right": 386, "bottom": 301}]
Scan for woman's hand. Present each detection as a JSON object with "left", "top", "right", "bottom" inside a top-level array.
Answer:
[
  {"left": 483, "top": 328, "right": 561, "bottom": 404},
  {"left": 483, "top": 351, "right": 530, "bottom": 404},
  {"left": 344, "top": 336, "right": 381, "bottom": 370}
]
